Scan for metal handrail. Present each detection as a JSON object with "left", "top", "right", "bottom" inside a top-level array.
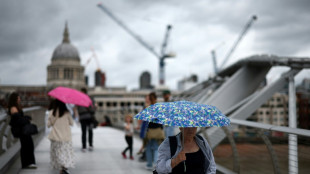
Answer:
[
  {"left": 0, "top": 107, "right": 46, "bottom": 173},
  {"left": 230, "top": 118, "right": 310, "bottom": 137}
]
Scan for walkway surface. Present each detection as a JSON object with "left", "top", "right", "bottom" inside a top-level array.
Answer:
[{"left": 18, "top": 125, "right": 151, "bottom": 174}]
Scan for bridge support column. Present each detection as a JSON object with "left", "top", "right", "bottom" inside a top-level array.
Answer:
[{"left": 288, "top": 76, "right": 298, "bottom": 174}]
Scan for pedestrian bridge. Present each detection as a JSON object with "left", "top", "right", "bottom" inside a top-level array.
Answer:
[
  {"left": 1, "top": 55, "right": 310, "bottom": 174},
  {"left": 1, "top": 107, "right": 310, "bottom": 174}
]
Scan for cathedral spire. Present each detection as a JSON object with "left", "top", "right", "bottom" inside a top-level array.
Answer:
[{"left": 62, "top": 21, "right": 70, "bottom": 43}]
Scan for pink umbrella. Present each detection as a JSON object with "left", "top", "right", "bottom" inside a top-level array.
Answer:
[{"left": 48, "top": 86, "right": 92, "bottom": 107}]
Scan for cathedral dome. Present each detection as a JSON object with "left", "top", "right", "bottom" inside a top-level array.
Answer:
[
  {"left": 51, "top": 23, "right": 80, "bottom": 61},
  {"left": 52, "top": 43, "right": 80, "bottom": 60}
]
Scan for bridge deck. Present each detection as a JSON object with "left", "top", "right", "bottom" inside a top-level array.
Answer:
[{"left": 18, "top": 125, "right": 149, "bottom": 174}]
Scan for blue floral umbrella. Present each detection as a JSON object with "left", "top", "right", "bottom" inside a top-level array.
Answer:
[{"left": 134, "top": 100, "right": 230, "bottom": 127}]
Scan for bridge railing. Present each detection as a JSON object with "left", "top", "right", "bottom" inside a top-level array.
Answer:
[
  {"left": 93, "top": 106, "right": 310, "bottom": 174},
  {"left": 0, "top": 107, "right": 46, "bottom": 174},
  {"left": 202, "top": 118, "right": 310, "bottom": 174}
]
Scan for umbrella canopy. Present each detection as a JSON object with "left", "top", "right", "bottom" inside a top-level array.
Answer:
[
  {"left": 48, "top": 86, "right": 92, "bottom": 107},
  {"left": 134, "top": 100, "right": 230, "bottom": 127}
]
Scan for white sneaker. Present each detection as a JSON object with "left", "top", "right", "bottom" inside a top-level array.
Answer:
[
  {"left": 26, "top": 164, "right": 37, "bottom": 169},
  {"left": 81, "top": 148, "right": 86, "bottom": 152},
  {"left": 89, "top": 146, "right": 93, "bottom": 151},
  {"left": 145, "top": 166, "right": 153, "bottom": 171}
]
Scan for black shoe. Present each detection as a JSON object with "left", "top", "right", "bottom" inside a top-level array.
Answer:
[{"left": 61, "top": 169, "right": 70, "bottom": 174}]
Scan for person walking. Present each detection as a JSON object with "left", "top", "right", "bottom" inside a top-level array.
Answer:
[
  {"left": 121, "top": 114, "right": 134, "bottom": 160},
  {"left": 145, "top": 92, "right": 165, "bottom": 170},
  {"left": 162, "top": 90, "right": 175, "bottom": 137},
  {"left": 8, "top": 92, "right": 37, "bottom": 169},
  {"left": 137, "top": 94, "right": 151, "bottom": 162},
  {"left": 77, "top": 87, "right": 95, "bottom": 152},
  {"left": 156, "top": 127, "right": 216, "bottom": 174},
  {"left": 48, "top": 99, "right": 75, "bottom": 174}
]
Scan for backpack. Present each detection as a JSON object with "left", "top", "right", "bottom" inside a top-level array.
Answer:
[{"left": 153, "top": 134, "right": 206, "bottom": 174}]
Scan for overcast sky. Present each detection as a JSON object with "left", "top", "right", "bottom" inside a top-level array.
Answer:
[{"left": 0, "top": 0, "right": 309, "bottom": 90}]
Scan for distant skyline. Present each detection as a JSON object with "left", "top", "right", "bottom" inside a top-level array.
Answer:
[{"left": 0, "top": 0, "right": 310, "bottom": 90}]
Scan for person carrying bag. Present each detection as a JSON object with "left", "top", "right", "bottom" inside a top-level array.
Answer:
[
  {"left": 8, "top": 92, "right": 37, "bottom": 169},
  {"left": 77, "top": 87, "right": 96, "bottom": 151},
  {"left": 21, "top": 115, "right": 38, "bottom": 136}
]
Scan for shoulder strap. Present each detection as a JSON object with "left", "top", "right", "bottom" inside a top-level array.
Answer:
[
  {"left": 196, "top": 134, "right": 206, "bottom": 148},
  {"left": 168, "top": 136, "right": 178, "bottom": 157},
  {"left": 153, "top": 136, "right": 177, "bottom": 174},
  {"left": 196, "top": 134, "right": 209, "bottom": 173}
]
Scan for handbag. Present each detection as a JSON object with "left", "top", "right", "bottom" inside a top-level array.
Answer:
[
  {"left": 92, "top": 116, "right": 99, "bottom": 128},
  {"left": 146, "top": 127, "right": 165, "bottom": 140},
  {"left": 22, "top": 123, "right": 38, "bottom": 135}
]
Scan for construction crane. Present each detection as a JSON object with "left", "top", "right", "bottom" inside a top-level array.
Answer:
[
  {"left": 85, "top": 48, "right": 107, "bottom": 87},
  {"left": 210, "top": 42, "right": 225, "bottom": 74},
  {"left": 85, "top": 48, "right": 101, "bottom": 71},
  {"left": 97, "top": 3, "right": 175, "bottom": 85},
  {"left": 216, "top": 15, "right": 257, "bottom": 71}
]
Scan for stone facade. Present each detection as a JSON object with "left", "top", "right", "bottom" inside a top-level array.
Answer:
[
  {"left": 47, "top": 23, "right": 85, "bottom": 89},
  {"left": 88, "top": 87, "right": 171, "bottom": 126},
  {"left": 89, "top": 87, "right": 151, "bottom": 125}
]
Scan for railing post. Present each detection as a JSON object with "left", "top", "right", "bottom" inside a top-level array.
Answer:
[
  {"left": 257, "top": 129, "right": 281, "bottom": 174},
  {"left": 222, "top": 127, "right": 240, "bottom": 173},
  {"left": 288, "top": 76, "right": 298, "bottom": 174}
]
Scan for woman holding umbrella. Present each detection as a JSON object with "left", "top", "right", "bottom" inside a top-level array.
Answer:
[
  {"left": 155, "top": 127, "right": 216, "bottom": 174},
  {"left": 47, "top": 86, "right": 93, "bottom": 174},
  {"left": 48, "top": 99, "right": 74, "bottom": 174},
  {"left": 134, "top": 100, "right": 230, "bottom": 174}
]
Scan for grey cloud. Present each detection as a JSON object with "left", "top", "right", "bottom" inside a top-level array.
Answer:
[{"left": 1, "top": 0, "right": 310, "bottom": 90}]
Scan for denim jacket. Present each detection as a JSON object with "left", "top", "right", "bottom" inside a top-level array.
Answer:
[{"left": 155, "top": 133, "right": 216, "bottom": 174}]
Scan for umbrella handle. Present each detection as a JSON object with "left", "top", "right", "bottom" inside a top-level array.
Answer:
[{"left": 182, "top": 128, "right": 186, "bottom": 172}]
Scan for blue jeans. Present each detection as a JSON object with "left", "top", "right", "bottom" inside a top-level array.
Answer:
[{"left": 146, "top": 139, "right": 159, "bottom": 168}]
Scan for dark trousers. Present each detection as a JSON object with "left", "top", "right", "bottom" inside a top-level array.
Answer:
[
  {"left": 123, "top": 135, "right": 133, "bottom": 157},
  {"left": 19, "top": 135, "right": 36, "bottom": 168},
  {"left": 80, "top": 119, "right": 93, "bottom": 149}
]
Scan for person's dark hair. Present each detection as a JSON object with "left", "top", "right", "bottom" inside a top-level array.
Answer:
[
  {"left": 162, "top": 90, "right": 171, "bottom": 95},
  {"left": 149, "top": 92, "right": 157, "bottom": 104},
  {"left": 7, "top": 92, "right": 23, "bottom": 115},
  {"left": 81, "top": 87, "right": 87, "bottom": 94},
  {"left": 48, "top": 98, "right": 56, "bottom": 111},
  {"left": 52, "top": 99, "right": 68, "bottom": 117}
]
